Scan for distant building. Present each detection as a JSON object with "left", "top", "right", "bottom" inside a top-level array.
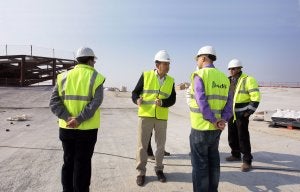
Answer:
[
  {"left": 120, "top": 86, "right": 127, "bottom": 92},
  {"left": 104, "top": 86, "right": 128, "bottom": 92},
  {"left": 176, "top": 82, "right": 190, "bottom": 90}
]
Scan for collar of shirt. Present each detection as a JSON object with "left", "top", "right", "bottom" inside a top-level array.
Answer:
[
  {"left": 203, "top": 63, "right": 215, "bottom": 68},
  {"left": 155, "top": 69, "right": 166, "bottom": 86}
]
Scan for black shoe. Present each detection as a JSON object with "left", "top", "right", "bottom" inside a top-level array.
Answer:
[
  {"left": 225, "top": 156, "right": 241, "bottom": 162},
  {"left": 241, "top": 162, "right": 252, "bottom": 172},
  {"left": 156, "top": 170, "right": 166, "bottom": 183},
  {"left": 136, "top": 175, "right": 145, "bottom": 186},
  {"left": 164, "top": 151, "right": 171, "bottom": 156}
]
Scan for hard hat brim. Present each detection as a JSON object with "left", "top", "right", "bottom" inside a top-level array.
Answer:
[
  {"left": 154, "top": 60, "right": 171, "bottom": 62},
  {"left": 76, "top": 56, "right": 98, "bottom": 60},
  {"left": 228, "top": 66, "right": 243, "bottom": 69}
]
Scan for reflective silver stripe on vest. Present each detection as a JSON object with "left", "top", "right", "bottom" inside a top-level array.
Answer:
[
  {"left": 142, "top": 101, "right": 156, "bottom": 105},
  {"left": 61, "top": 70, "right": 98, "bottom": 101},
  {"left": 238, "top": 78, "right": 248, "bottom": 94},
  {"left": 142, "top": 90, "right": 170, "bottom": 98},
  {"left": 238, "top": 90, "right": 248, "bottom": 94},
  {"left": 212, "top": 109, "right": 222, "bottom": 115},
  {"left": 235, "top": 105, "right": 257, "bottom": 112},
  {"left": 142, "top": 90, "right": 159, "bottom": 94},
  {"left": 88, "top": 71, "right": 98, "bottom": 100},
  {"left": 159, "top": 91, "right": 170, "bottom": 98},
  {"left": 190, "top": 107, "right": 222, "bottom": 115},
  {"left": 190, "top": 107, "right": 200, "bottom": 113},
  {"left": 63, "top": 95, "right": 91, "bottom": 101},
  {"left": 248, "top": 88, "right": 259, "bottom": 93},
  {"left": 190, "top": 94, "right": 227, "bottom": 101},
  {"left": 238, "top": 78, "right": 259, "bottom": 94},
  {"left": 248, "top": 105, "right": 257, "bottom": 111},
  {"left": 207, "top": 95, "right": 228, "bottom": 101}
]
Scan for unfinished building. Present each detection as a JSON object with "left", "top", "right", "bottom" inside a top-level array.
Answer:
[{"left": 0, "top": 54, "right": 76, "bottom": 87}]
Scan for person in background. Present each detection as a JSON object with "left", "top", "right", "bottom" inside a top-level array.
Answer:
[
  {"left": 147, "top": 133, "right": 171, "bottom": 160},
  {"left": 189, "top": 45, "right": 232, "bottom": 192},
  {"left": 132, "top": 50, "right": 176, "bottom": 186},
  {"left": 225, "top": 58, "right": 261, "bottom": 172},
  {"left": 50, "top": 47, "right": 105, "bottom": 192}
]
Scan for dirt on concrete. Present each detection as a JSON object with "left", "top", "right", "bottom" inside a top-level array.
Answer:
[{"left": 0, "top": 86, "right": 299, "bottom": 192}]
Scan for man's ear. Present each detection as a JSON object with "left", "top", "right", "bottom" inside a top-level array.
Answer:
[{"left": 200, "top": 56, "right": 205, "bottom": 62}]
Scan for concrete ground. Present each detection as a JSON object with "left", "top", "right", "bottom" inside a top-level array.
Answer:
[{"left": 0, "top": 86, "right": 300, "bottom": 192}]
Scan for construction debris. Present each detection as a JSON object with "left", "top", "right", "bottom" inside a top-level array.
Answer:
[
  {"left": 252, "top": 111, "right": 264, "bottom": 121},
  {"left": 270, "top": 109, "right": 300, "bottom": 128},
  {"left": 6, "top": 114, "right": 31, "bottom": 121},
  {"left": 176, "top": 82, "right": 190, "bottom": 90},
  {"left": 272, "top": 109, "right": 300, "bottom": 119}
]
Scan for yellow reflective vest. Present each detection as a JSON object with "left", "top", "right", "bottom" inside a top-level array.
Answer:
[
  {"left": 57, "top": 64, "right": 105, "bottom": 130},
  {"left": 189, "top": 68, "right": 230, "bottom": 131},
  {"left": 138, "top": 70, "right": 174, "bottom": 120},
  {"left": 233, "top": 73, "right": 261, "bottom": 119}
]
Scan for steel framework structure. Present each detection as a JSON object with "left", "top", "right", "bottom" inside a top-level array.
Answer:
[{"left": 0, "top": 55, "right": 76, "bottom": 86}]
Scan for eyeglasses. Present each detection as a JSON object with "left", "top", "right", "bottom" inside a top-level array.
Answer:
[{"left": 228, "top": 68, "right": 239, "bottom": 71}]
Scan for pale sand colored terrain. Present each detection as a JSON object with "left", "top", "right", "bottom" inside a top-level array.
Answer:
[{"left": 0, "top": 86, "right": 299, "bottom": 192}]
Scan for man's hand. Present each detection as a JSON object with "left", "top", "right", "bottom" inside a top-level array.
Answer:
[
  {"left": 155, "top": 98, "right": 162, "bottom": 106},
  {"left": 243, "top": 111, "right": 250, "bottom": 118},
  {"left": 137, "top": 97, "right": 143, "bottom": 106},
  {"left": 214, "top": 119, "right": 226, "bottom": 130},
  {"left": 67, "top": 117, "right": 79, "bottom": 128}
]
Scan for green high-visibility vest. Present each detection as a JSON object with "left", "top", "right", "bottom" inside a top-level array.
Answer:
[
  {"left": 189, "top": 68, "right": 230, "bottom": 131},
  {"left": 57, "top": 64, "right": 105, "bottom": 130},
  {"left": 138, "top": 70, "right": 174, "bottom": 120},
  {"left": 233, "top": 73, "right": 261, "bottom": 120}
]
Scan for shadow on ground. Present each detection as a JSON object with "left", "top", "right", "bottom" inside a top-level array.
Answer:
[{"left": 220, "top": 151, "right": 300, "bottom": 192}]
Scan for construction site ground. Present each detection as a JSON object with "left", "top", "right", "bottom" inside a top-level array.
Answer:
[{"left": 0, "top": 86, "right": 300, "bottom": 192}]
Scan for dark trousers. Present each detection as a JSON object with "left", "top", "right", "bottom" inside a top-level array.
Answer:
[
  {"left": 190, "top": 129, "right": 221, "bottom": 192},
  {"left": 228, "top": 116, "right": 253, "bottom": 163},
  {"left": 59, "top": 128, "right": 98, "bottom": 192}
]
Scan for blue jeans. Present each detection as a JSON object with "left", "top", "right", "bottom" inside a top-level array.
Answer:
[{"left": 190, "top": 129, "right": 221, "bottom": 192}]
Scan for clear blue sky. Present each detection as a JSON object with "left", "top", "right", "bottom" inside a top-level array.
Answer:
[{"left": 1, "top": 0, "right": 300, "bottom": 89}]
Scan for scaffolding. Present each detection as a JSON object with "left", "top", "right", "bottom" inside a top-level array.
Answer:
[{"left": 0, "top": 45, "right": 76, "bottom": 86}]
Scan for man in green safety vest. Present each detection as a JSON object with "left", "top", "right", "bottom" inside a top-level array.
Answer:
[
  {"left": 189, "top": 45, "right": 232, "bottom": 192},
  {"left": 132, "top": 50, "right": 176, "bottom": 186},
  {"left": 50, "top": 47, "right": 105, "bottom": 192},
  {"left": 225, "top": 59, "right": 261, "bottom": 172}
]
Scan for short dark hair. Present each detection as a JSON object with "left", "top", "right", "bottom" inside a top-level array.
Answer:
[
  {"left": 198, "top": 54, "right": 216, "bottom": 62},
  {"left": 155, "top": 60, "right": 170, "bottom": 64},
  {"left": 76, "top": 56, "right": 94, "bottom": 64},
  {"left": 206, "top": 54, "right": 216, "bottom": 62}
]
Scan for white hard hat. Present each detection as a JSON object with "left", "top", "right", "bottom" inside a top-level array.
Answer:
[
  {"left": 196, "top": 45, "right": 216, "bottom": 58},
  {"left": 76, "top": 47, "right": 97, "bottom": 59},
  {"left": 228, "top": 58, "right": 243, "bottom": 69},
  {"left": 154, "top": 50, "right": 171, "bottom": 62}
]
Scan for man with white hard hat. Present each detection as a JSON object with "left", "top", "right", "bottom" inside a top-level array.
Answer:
[
  {"left": 50, "top": 47, "right": 105, "bottom": 191},
  {"left": 189, "top": 45, "right": 232, "bottom": 192},
  {"left": 225, "top": 58, "right": 260, "bottom": 172},
  {"left": 132, "top": 50, "right": 176, "bottom": 186}
]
